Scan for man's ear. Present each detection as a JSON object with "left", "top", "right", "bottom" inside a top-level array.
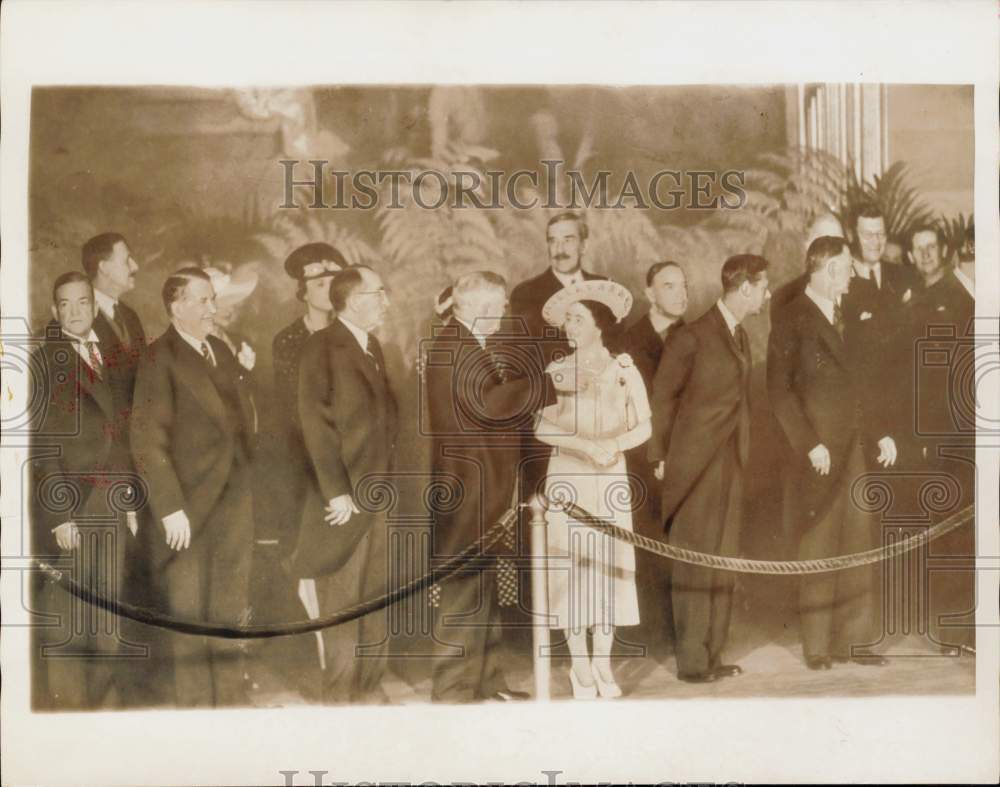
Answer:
[
  {"left": 91, "top": 300, "right": 99, "bottom": 319},
  {"left": 739, "top": 280, "right": 751, "bottom": 298},
  {"left": 51, "top": 304, "right": 58, "bottom": 322},
  {"left": 906, "top": 251, "right": 915, "bottom": 265}
]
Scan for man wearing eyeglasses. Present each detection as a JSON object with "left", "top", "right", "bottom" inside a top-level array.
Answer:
[{"left": 294, "top": 265, "right": 398, "bottom": 704}]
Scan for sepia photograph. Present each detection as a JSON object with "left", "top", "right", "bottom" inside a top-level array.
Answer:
[{"left": 2, "top": 2, "right": 997, "bottom": 785}]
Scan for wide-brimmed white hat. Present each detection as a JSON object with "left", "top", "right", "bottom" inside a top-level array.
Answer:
[
  {"left": 204, "top": 266, "right": 258, "bottom": 306},
  {"left": 542, "top": 279, "right": 633, "bottom": 327}
]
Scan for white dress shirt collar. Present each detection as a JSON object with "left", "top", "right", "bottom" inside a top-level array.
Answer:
[
  {"left": 338, "top": 315, "right": 371, "bottom": 353},
  {"left": 63, "top": 327, "right": 101, "bottom": 345},
  {"left": 552, "top": 267, "right": 584, "bottom": 289},
  {"left": 953, "top": 266, "right": 975, "bottom": 298},
  {"left": 454, "top": 315, "right": 488, "bottom": 349},
  {"left": 804, "top": 284, "right": 838, "bottom": 325},
  {"left": 93, "top": 288, "right": 118, "bottom": 320},
  {"left": 715, "top": 298, "right": 740, "bottom": 336},
  {"left": 63, "top": 328, "right": 103, "bottom": 370},
  {"left": 174, "top": 324, "right": 216, "bottom": 365},
  {"left": 854, "top": 259, "right": 882, "bottom": 288}
]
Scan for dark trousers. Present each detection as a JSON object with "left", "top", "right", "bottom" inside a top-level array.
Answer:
[
  {"left": 925, "top": 444, "right": 976, "bottom": 650},
  {"left": 670, "top": 440, "right": 742, "bottom": 675},
  {"left": 162, "top": 466, "right": 253, "bottom": 707},
  {"left": 35, "top": 520, "right": 129, "bottom": 710},
  {"left": 315, "top": 514, "right": 389, "bottom": 703},
  {"left": 630, "top": 458, "right": 673, "bottom": 658},
  {"left": 798, "top": 442, "right": 877, "bottom": 659},
  {"left": 431, "top": 570, "right": 507, "bottom": 703}
]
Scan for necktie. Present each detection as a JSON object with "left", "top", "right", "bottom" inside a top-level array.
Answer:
[
  {"left": 364, "top": 335, "right": 382, "bottom": 374},
  {"left": 487, "top": 343, "right": 508, "bottom": 383},
  {"left": 85, "top": 341, "right": 103, "bottom": 377},
  {"left": 832, "top": 302, "right": 845, "bottom": 338},
  {"left": 200, "top": 341, "right": 216, "bottom": 367},
  {"left": 735, "top": 325, "right": 748, "bottom": 357},
  {"left": 110, "top": 303, "right": 129, "bottom": 342}
]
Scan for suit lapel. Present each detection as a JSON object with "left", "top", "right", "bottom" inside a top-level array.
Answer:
[
  {"left": 331, "top": 319, "right": 380, "bottom": 394},
  {"left": 49, "top": 330, "right": 114, "bottom": 420},
  {"left": 209, "top": 335, "right": 255, "bottom": 433},
  {"left": 119, "top": 300, "right": 144, "bottom": 343},
  {"left": 78, "top": 363, "right": 114, "bottom": 420},
  {"left": 711, "top": 305, "right": 748, "bottom": 371},
  {"left": 92, "top": 310, "right": 121, "bottom": 350},
  {"left": 800, "top": 296, "right": 849, "bottom": 368},
  {"left": 167, "top": 327, "right": 228, "bottom": 428}
]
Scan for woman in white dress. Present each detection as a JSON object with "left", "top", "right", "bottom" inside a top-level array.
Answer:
[{"left": 534, "top": 280, "right": 651, "bottom": 699}]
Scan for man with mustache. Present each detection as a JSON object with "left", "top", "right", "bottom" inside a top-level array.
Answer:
[
  {"left": 509, "top": 213, "right": 608, "bottom": 575},
  {"left": 82, "top": 232, "right": 146, "bottom": 404}
]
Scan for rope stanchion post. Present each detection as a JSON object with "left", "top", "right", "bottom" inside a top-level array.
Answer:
[{"left": 528, "top": 494, "right": 551, "bottom": 702}]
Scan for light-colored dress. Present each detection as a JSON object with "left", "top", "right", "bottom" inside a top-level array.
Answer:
[{"left": 540, "top": 352, "right": 650, "bottom": 631}]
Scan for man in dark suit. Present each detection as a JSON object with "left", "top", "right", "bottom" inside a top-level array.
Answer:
[
  {"left": 294, "top": 265, "right": 398, "bottom": 704},
  {"left": 907, "top": 226, "right": 976, "bottom": 652},
  {"left": 768, "top": 236, "right": 899, "bottom": 670},
  {"left": 622, "top": 261, "right": 687, "bottom": 659},
  {"left": 769, "top": 215, "right": 848, "bottom": 550},
  {"left": 82, "top": 233, "right": 146, "bottom": 406},
  {"left": 509, "top": 212, "right": 608, "bottom": 581},
  {"left": 30, "top": 272, "right": 140, "bottom": 710},
  {"left": 81, "top": 231, "right": 157, "bottom": 698},
  {"left": 770, "top": 214, "right": 845, "bottom": 320},
  {"left": 844, "top": 205, "right": 921, "bottom": 463},
  {"left": 424, "top": 271, "right": 537, "bottom": 702},
  {"left": 649, "top": 254, "right": 770, "bottom": 683},
  {"left": 131, "top": 267, "right": 256, "bottom": 707},
  {"left": 510, "top": 211, "right": 607, "bottom": 368}
]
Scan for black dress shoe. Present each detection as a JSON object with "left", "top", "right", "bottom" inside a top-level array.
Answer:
[
  {"left": 486, "top": 688, "right": 531, "bottom": 701},
  {"left": 850, "top": 655, "right": 889, "bottom": 667},
  {"left": 806, "top": 656, "right": 832, "bottom": 670},
  {"left": 712, "top": 664, "right": 743, "bottom": 678},
  {"left": 677, "top": 670, "right": 717, "bottom": 684}
]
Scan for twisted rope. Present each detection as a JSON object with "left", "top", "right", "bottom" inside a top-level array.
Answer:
[
  {"left": 554, "top": 498, "right": 975, "bottom": 575},
  {"left": 34, "top": 508, "right": 515, "bottom": 639},
  {"left": 33, "top": 497, "right": 975, "bottom": 639}
]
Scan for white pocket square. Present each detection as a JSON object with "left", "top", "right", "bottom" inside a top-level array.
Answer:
[{"left": 860, "top": 311, "right": 873, "bottom": 321}]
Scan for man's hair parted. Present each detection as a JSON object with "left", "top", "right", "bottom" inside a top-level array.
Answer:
[
  {"left": 645, "top": 260, "right": 683, "bottom": 287},
  {"left": 721, "top": 254, "right": 769, "bottom": 294},
  {"left": 52, "top": 270, "right": 94, "bottom": 303},
  {"left": 545, "top": 211, "right": 589, "bottom": 241},
  {"left": 81, "top": 232, "right": 127, "bottom": 278},
  {"left": 329, "top": 265, "right": 371, "bottom": 312},
  {"left": 162, "top": 266, "right": 211, "bottom": 313}
]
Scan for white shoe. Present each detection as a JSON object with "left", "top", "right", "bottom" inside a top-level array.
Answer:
[
  {"left": 591, "top": 660, "right": 622, "bottom": 699},
  {"left": 568, "top": 667, "right": 598, "bottom": 700}
]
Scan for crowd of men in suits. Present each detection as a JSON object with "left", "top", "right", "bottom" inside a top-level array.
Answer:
[{"left": 29, "top": 204, "right": 975, "bottom": 707}]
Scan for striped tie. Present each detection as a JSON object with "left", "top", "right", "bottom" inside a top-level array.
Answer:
[{"left": 86, "top": 341, "right": 103, "bottom": 378}]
